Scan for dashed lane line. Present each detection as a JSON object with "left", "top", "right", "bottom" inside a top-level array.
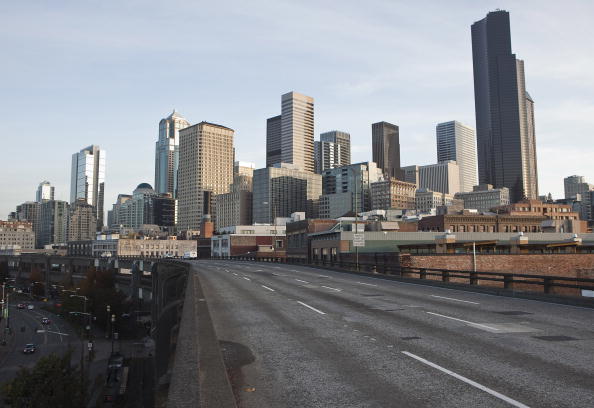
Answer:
[
  {"left": 297, "top": 301, "right": 326, "bottom": 315},
  {"left": 261, "top": 285, "right": 275, "bottom": 292},
  {"left": 430, "top": 295, "right": 480, "bottom": 305},
  {"left": 321, "top": 286, "right": 342, "bottom": 292},
  {"left": 426, "top": 312, "right": 500, "bottom": 332},
  {"left": 401, "top": 351, "right": 530, "bottom": 408}
]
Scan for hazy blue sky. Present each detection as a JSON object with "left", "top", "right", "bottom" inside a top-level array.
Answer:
[{"left": 1, "top": 1, "right": 593, "bottom": 219}]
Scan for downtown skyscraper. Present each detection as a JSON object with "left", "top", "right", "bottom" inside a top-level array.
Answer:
[
  {"left": 266, "top": 92, "right": 315, "bottom": 172},
  {"left": 436, "top": 121, "right": 477, "bottom": 192},
  {"left": 155, "top": 110, "right": 190, "bottom": 197},
  {"left": 471, "top": 10, "right": 538, "bottom": 202},
  {"left": 372, "top": 121, "right": 403, "bottom": 180},
  {"left": 70, "top": 145, "right": 105, "bottom": 230},
  {"left": 314, "top": 130, "right": 351, "bottom": 173}
]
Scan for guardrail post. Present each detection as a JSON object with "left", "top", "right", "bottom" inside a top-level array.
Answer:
[
  {"left": 543, "top": 277, "right": 553, "bottom": 294},
  {"left": 419, "top": 268, "right": 427, "bottom": 280},
  {"left": 442, "top": 270, "right": 449, "bottom": 282},
  {"left": 469, "top": 271, "right": 478, "bottom": 285}
]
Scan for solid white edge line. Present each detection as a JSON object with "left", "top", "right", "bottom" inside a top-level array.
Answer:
[
  {"left": 243, "top": 277, "right": 251, "bottom": 281},
  {"left": 261, "top": 285, "right": 275, "bottom": 292},
  {"left": 321, "top": 286, "right": 342, "bottom": 292},
  {"left": 426, "top": 311, "right": 500, "bottom": 331},
  {"left": 401, "top": 351, "right": 530, "bottom": 408},
  {"left": 430, "top": 295, "right": 480, "bottom": 305},
  {"left": 297, "top": 301, "right": 326, "bottom": 315}
]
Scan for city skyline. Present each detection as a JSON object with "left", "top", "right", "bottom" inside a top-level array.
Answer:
[{"left": 1, "top": 2, "right": 594, "bottom": 218}]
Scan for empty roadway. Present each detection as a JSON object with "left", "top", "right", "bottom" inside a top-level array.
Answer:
[{"left": 194, "top": 260, "right": 594, "bottom": 408}]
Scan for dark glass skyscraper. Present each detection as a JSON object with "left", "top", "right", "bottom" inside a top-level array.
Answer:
[
  {"left": 471, "top": 10, "right": 538, "bottom": 203},
  {"left": 372, "top": 121, "right": 403, "bottom": 180}
]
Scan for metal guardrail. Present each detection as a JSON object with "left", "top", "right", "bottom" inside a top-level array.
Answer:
[{"left": 213, "top": 255, "right": 594, "bottom": 297}]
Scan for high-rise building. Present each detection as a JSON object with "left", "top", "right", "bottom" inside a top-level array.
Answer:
[
  {"left": 107, "top": 194, "right": 132, "bottom": 228},
  {"left": 215, "top": 174, "right": 253, "bottom": 230},
  {"left": 67, "top": 199, "right": 97, "bottom": 242},
  {"left": 317, "top": 130, "right": 351, "bottom": 170},
  {"left": 38, "top": 200, "right": 69, "bottom": 247},
  {"left": 36, "top": 181, "right": 55, "bottom": 202},
  {"left": 564, "top": 175, "right": 593, "bottom": 220},
  {"left": 314, "top": 140, "right": 342, "bottom": 174},
  {"left": 321, "top": 162, "right": 384, "bottom": 213},
  {"left": 402, "top": 165, "right": 419, "bottom": 186},
  {"left": 234, "top": 161, "right": 256, "bottom": 178},
  {"left": 70, "top": 145, "right": 106, "bottom": 230},
  {"left": 472, "top": 10, "right": 538, "bottom": 202},
  {"left": 266, "top": 115, "right": 282, "bottom": 167},
  {"left": 153, "top": 193, "right": 176, "bottom": 228},
  {"left": 252, "top": 164, "right": 322, "bottom": 224},
  {"left": 418, "top": 161, "right": 461, "bottom": 195},
  {"left": 155, "top": 110, "right": 190, "bottom": 197},
  {"left": 436, "top": 121, "right": 477, "bottom": 192},
  {"left": 178, "top": 122, "right": 234, "bottom": 230},
  {"left": 281, "top": 92, "right": 315, "bottom": 172},
  {"left": 372, "top": 121, "right": 403, "bottom": 180}
]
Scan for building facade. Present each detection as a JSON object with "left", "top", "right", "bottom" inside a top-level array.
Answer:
[
  {"left": 372, "top": 121, "right": 403, "bottom": 180},
  {"left": 418, "top": 161, "right": 461, "bottom": 195},
  {"left": 67, "top": 199, "right": 97, "bottom": 242},
  {"left": 211, "top": 225, "right": 286, "bottom": 258},
  {"left": 472, "top": 10, "right": 538, "bottom": 202},
  {"left": 370, "top": 178, "right": 416, "bottom": 211},
  {"left": 215, "top": 174, "right": 254, "bottom": 230},
  {"left": 266, "top": 115, "right": 282, "bottom": 167},
  {"left": 564, "top": 175, "right": 593, "bottom": 220},
  {"left": 454, "top": 184, "right": 510, "bottom": 212},
  {"left": 178, "top": 122, "right": 235, "bottom": 230},
  {"left": 38, "top": 200, "right": 69, "bottom": 247},
  {"left": 252, "top": 164, "right": 322, "bottom": 224},
  {"left": 320, "top": 131, "right": 350, "bottom": 166},
  {"left": 280, "top": 92, "right": 315, "bottom": 172},
  {"left": 70, "top": 145, "right": 106, "bottom": 229},
  {"left": 0, "top": 221, "right": 35, "bottom": 250},
  {"left": 436, "top": 121, "right": 477, "bottom": 192},
  {"left": 314, "top": 140, "right": 342, "bottom": 174},
  {"left": 418, "top": 212, "right": 546, "bottom": 233},
  {"left": 117, "top": 237, "right": 197, "bottom": 258},
  {"left": 415, "top": 189, "right": 455, "bottom": 213},
  {"left": 154, "top": 110, "right": 190, "bottom": 197},
  {"left": 36, "top": 181, "right": 55, "bottom": 202}
]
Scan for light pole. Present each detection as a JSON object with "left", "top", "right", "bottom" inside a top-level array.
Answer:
[
  {"left": 106, "top": 305, "right": 111, "bottom": 339},
  {"left": 110, "top": 314, "right": 116, "bottom": 353}
]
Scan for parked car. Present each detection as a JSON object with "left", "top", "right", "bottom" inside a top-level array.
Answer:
[
  {"left": 23, "top": 344, "right": 36, "bottom": 354},
  {"left": 41, "top": 317, "right": 51, "bottom": 325},
  {"left": 27, "top": 304, "right": 34, "bottom": 310},
  {"left": 17, "top": 304, "right": 25, "bottom": 309}
]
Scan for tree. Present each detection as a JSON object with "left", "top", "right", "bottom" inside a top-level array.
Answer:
[{"left": 1, "top": 350, "right": 85, "bottom": 407}]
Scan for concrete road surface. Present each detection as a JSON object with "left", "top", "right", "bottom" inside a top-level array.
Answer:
[{"left": 194, "top": 260, "right": 594, "bottom": 408}]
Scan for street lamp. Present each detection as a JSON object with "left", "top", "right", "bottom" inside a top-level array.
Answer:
[
  {"left": 110, "top": 314, "right": 116, "bottom": 353},
  {"left": 106, "top": 305, "right": 111, "bottom": 339}
]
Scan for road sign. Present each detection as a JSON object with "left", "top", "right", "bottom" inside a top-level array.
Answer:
[{"left": 353, "top": 233, "right": 365, "bottom": 247}]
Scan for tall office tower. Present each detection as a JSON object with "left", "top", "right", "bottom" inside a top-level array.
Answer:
[
  {"left": 402, "top": 165, "right": 420, "bottom": 186},
  {"left": 70, "top": 145, "right": 106, "bottom": 230},
  {"left": 108, "top": 194, "right": 132, "bottom": 228},
  {"left": 38, "top": 200, "right": 69, "bottom": 247},
  {"left": 36, "top": 181, "right": 55, "bottom": 202},
  {"left": 418, "top": 161, "right": 461, "bottom": 195},
  {"left": 436, "top": 121, "right": 477, "bottom": 192},
  {"left": 252, "top": 164, "right": 322, "bottom": 224},
  {"left": 314, "top": 140, "right": 342, "bottom": 173},
  {"left": 155, "top": 110, "right": 190, "bottom": 197},
  {"left": 321, "top": 162, "right": 384, "bottom": 213},
  {"left": 266, "top": 115, "right": 282, "bottom": 167},
  {"left": 372, "top": 121, "right": 403, "bottom": 180},
  {"left": 564, "top": 175, "right": 593, "bottom": 220},
  {"left": 320, "top": 131, "right": 351, "bottom": 166},
  {"left": 178, "top": 122, "right": 234, "bottom": 230},
  {"left": 15, "top": 201, "right": 40, "bottom": 247},
  {"left": 280, "top": 92, "right": 315, "bottom": 172},
  {"left": 67, "top": 199, "right": 97, "bottom": 242},
  {"left": 472, "top": 10, "right": 538, "bottom": 202}
]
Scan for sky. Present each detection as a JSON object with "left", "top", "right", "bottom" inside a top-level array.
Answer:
[{"left": 1, "top": 0, "right": 594, "bottom": 219}]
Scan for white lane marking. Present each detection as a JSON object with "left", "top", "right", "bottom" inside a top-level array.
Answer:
[
  {"left": 430, "top": 295, "right": 480, "bottom": 305},
  {"left": 261, "top": 285, "right": 275, "bottom": 292},
  {"left": 318, "top": 275, "right": 329, "bottom": 278},
  {"left": 401, "top": 351, "right": 530, "bottom": 408},
  {"left": 426, "top": 312, "right": 500, "bottom": 331},
  {"left": 224, "top": 269, "right": 230, "bottom": 273},
  {"left": 295, "top": 279, "right": 310, "bottom": 284},
  {"left": 243, "top": 277, "right": 251, "bottom": 281},
  {"left": 233, "top": 273, "right": 238, "bottom": 276},
  {"left": 321, "top": 285, "right": 342, "bottom": 292},
  {"left": 256, "top": 269, "right": 263, "bottom": 272},
  {"left": 297, "top": 301, "right": 326, "bottom": 315},
  {"left": 356, "top": 282, "right": 377, "bottom": 287}
]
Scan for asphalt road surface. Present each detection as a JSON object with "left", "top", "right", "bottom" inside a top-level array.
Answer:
[
  {"left": 195, "top": 260, "right": 594, "bottom": 408},
  {"left": 0, "top": 301, "right": 79, "bottom": 386}
]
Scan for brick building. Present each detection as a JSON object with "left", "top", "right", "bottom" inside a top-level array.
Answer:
[
  {"left": 418, "top": 212, "right": 546, "bottom": 233},
  {"left": 370, "top": 178, "right": 416, "bottom": 210}
]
